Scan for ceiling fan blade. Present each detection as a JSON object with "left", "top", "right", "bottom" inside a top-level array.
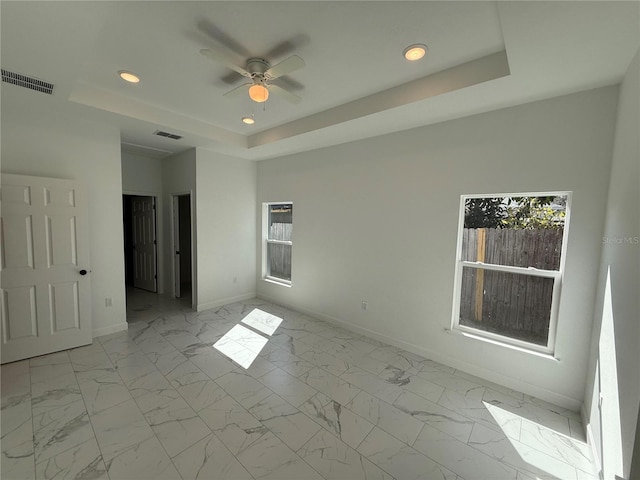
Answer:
[
  {"left": 200, "top": 48, "right": 250, "bottom": 77},
  {"left": 261, "top": 34, "right": 310, "bottom": 60},
  {"left": 220, "top": 71, "right": 245, "bottom": 85},
  {"left": 268, "top": 84, "right": 302, "bottom": 104},
  {"left": 264, "top": 55, "right": 305, "bottom": 80},
  {"left": 223, "top": 83, "right": 251, "bottom": 97},
  {"left": 272, "top": 76, "right": 304, "bottom": 92},
  {"left": 197, "top": 20, "right": 251, "bottom": 58}
]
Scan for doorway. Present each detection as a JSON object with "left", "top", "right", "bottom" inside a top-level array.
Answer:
[
  {"left": 1, "top": 174, "right": 92, "bottom": 363},
  {"left": 172, "top": 194, "right": 192, "bottom": 301},
  {"left": 123, "top": 194, "right": 158, "bottom": 292}
]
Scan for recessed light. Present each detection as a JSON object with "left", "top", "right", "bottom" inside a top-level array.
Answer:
[
  {"left": 242, "top": 116, "right": 255, "bottom": 125},
  {"left": 403, "top": 44, "right": 428, "bottom": 61},
  {"left": 118, "top": 71, "right": 140, "bottom": 83}
]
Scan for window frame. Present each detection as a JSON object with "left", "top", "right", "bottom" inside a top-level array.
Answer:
[
  {"left": 262, "top": 202, "right": 293, "bottom": 286},
  {"left": 451, "top": 191, "right": 572, "bottom": 355}
]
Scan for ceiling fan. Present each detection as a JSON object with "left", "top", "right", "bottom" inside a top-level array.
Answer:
[{"left": 200, "top": 46, "right": 305, "bottom": 104}]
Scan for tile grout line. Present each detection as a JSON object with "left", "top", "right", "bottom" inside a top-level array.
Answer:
[
  {"left": 73, "top": 344, "right": 114, "bottom": 480},
  {"left": 137, "top": 321, "right": 212, "bottom": 470},
  {"left": 28, "top": 361, "right": 36, "bottom": 479},
  {"left": 106, "top": 333, "right": 185, "bottom": 479},
  {"left": 354, "top": 425, "right": 399, "bottom": 480},
  {"left": 12, "top": 293, "right": 597, "bottom": 480},
  {"left": 292, "top": 428, "right": 335, "bottom": 480},
  {"left": 142, "top": 309, "right": 266, "bottom": 478},
  {"left": 128, "top": 316, "right": 201, "bottom": 479}
]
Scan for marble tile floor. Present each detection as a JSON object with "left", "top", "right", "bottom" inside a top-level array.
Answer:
[{"left": 1, "top": 290, "right": 599, "bottom": 480}]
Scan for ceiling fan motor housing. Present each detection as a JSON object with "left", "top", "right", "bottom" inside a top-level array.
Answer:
[
  {"left": 247, "top": 58, "right": 270, "bottom": 77},
  {"left": 200, "top": 46, "right": 304, "bottom": 103}
]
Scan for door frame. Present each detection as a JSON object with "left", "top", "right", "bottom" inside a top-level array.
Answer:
[
  {"left": 1, "top": 174, "right": 92, "bottom": 363},
  {"left": 123, "top": 191, "right": 162, "bottom": 294},
  {"left": 170, "top": 191, "right": 195, "bottom": 307}
]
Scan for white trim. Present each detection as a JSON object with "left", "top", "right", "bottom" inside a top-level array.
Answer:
[
  {"left": 262, "top": 201, "right": 293, "bottom": 283},
  {"left": 460, "top": 261, "right": 560, "bottom": 278},
  {"left": 263, "top": 277, "right": 292, "bottom": 287},
  {"left": 122, "top": 189, "right": 161, "bottom": 196},
  {"left": 257, "top": 292, "right": 582, "bottom": 410},
  {"left": 261, "top": 203, "right": 268, "bottom": 281},
  {"left": 93, "top": 322, "right": 128, "bottom": 338},
  {"left": 169, "top": 191, "right": 196, "bottom": 308},
  {"left": 266, "top": 239, "right": 293, "bottom": 246},
  {"left": 581, "top": 401, "right": 604, "bottom": 480},
  {"left": 446, "top": 326, "right": 558, "bottom": 357},
  {"left": 196, "top": 292, "right": 256, "bottom": 312},
  {"left": 463, "top": 190, "right": 572, "bottom": 200},
  {"left": 123, "top": 191, "right": 163, "bottom": 294},
  {"left": 586, "top": 423, "right": 604, "bottom": 479},
  {"left": 451, "top": 191, "right": 572, "bottom": 355}
]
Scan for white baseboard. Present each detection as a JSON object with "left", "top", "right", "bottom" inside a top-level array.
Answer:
[
  {"left": 583, "top": 403, "right": 604, "bottom": 479},
  {"left": 257, "top": 293, "right": 582, "bottom": 410},
  {"left": 196, "top": 292, "right": 257, "bottom": 312},
  {"left": 586, "top": 423, "right": 604, "bottom": 479},
  {"left": 93, "top": 322, "right": 128, "bottom": 338}
]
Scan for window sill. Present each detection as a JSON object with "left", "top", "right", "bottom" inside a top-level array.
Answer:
[
  {"left": 263, "top": 277, "right": 292, "bottom": 288},
  {"left": 446, "top": 327, "right": 559, "bottom": 362}
]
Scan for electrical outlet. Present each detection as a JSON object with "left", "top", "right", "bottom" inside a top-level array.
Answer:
[
  {"left": 361, "top": 301, "right": 368, "bottom": 311},
  {"left": 105, "top": 297, "right": 112, "bottom": 307},
  {"left": 233, "top": 276, "right": 238, "bottom": 284}
]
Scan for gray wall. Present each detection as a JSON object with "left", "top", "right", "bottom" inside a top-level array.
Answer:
[
  {"left": 195, "top": 149, "right": 257, "bottom": 310},
  {"left": 257, "top": 86, "right": 618, "bottom": 409},
  {"left": 583, "top": 48, "right": 639, "bottom": 480},
  {"left": 2, "top": 88, "right": 126, "bottom": 337}
]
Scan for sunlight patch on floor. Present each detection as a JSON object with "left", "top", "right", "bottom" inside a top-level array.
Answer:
[
  {"left": 214, "top": 309, "right": 283, "bottom": 369},
  {"left": 241, "top": 308, "right": 283, "bottom": 336},
  {"left": 483, "top": 401, "right": 596, "bottom": 480}
]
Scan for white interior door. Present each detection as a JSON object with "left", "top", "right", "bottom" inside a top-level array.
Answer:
[
  {"left": 1, "top": 174, "right": 92, "bottom": 364},
  {"left": 173, "top": 196, "right": 181, "bottom": 298},
  {"left": 131, "top": 196, "right": 157, "bottom": 292}
]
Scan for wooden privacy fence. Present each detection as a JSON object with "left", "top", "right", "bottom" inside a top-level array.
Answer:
[
  {"left": 268, "top": 222, "right": 292, "bottom": 280},
  {"left": 267, "top": 243, "right": 292, "bottom": 280},
  {"left": 459, "top": 228, "right": 564, "bottom": 345},
  {"left": 269, "top": 223, "right": 292, "bottom": 242}
]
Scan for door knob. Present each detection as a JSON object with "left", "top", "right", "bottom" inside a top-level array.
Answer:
[{"left": 79, "top": 269, "right": 88, "bottom": 276}]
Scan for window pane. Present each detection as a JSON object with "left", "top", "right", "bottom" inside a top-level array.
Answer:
[
  {"left": 269, "top": 204, "right": 292, "bottom": 241},
  {"left": 462, "top": 195, "right": 566, "bottom": 269},
  {"left": 267, "top": 243, "right": 291, "bottom": 281},
  {"left": 459, "top": 266, "right": 554, "bottom": 346}
]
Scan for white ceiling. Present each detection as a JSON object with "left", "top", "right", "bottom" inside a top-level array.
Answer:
[{"left": 2, "top": 1, "right": 638, "bottom": 160}]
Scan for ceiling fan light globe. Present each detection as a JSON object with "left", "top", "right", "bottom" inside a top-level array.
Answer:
[{"left": 249, "top": 84, "right": 269, "bottom": 103}]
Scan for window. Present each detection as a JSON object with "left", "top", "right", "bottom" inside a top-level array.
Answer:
[
  {"left": 264, "top": 203, "right": 293, "bottom": 284},
  {"left": 452, "top": 193, "right": 570, "bottom": 353}
]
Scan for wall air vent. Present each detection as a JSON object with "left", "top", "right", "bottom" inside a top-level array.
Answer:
[
  {"left": 2, "top": 69, "right": 54, "bottom": 95},
  {"left": 153, "top": 130, "right": 183, "bottom": 140}
]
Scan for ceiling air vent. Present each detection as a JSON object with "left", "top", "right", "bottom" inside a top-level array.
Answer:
[
  {"left": 1, "top": 69, "right": 54, "bottom": 95},
  {"left": 153, "top": 130, "right": 183, "bottom": 140}
]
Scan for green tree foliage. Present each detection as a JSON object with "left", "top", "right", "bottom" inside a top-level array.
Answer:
[
  {"left": 464, "top": 197, "right": 507, "bottom": 228},
  {"left": 465, "top": 196, "right": 565, "bottom": 230}
]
